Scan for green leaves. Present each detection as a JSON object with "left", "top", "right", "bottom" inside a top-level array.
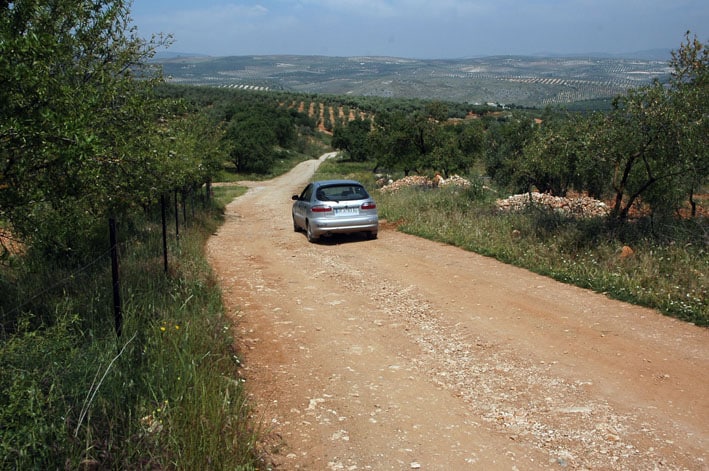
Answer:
[
  {"left": 482, "top": 32, "right": 708, "bottom": 222},
  {"left": 601, "top": 33, "right": 708, "bottom": 220},
  {"left": 0, "top": 0, "right": 176, "bottom": 253},
  {"left": 332, "top": 118, "right": 372, "bottom": 162},
  {"left": 220, "top": 103, "right": 306, "bottom": 175}
]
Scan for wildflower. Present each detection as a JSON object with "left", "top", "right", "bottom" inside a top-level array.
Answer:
[{"left": 160, "top": 326, "right": 166, "bottom": 332}]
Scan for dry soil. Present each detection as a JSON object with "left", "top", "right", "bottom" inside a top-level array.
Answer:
[{"left": 206, "top": 153, "right": 709, "bottom": 470}]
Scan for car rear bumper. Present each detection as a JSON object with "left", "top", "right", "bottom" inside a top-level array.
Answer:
[{"left": 311, "top": 216, "right": 379, "bottom": 236}]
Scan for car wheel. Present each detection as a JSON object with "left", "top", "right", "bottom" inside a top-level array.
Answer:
[
  {"left": 293, "top": 216, "right": 300, "bottom": 232},
  {"left": 306, "top": 222, "right": 318, "bottom": 242}
]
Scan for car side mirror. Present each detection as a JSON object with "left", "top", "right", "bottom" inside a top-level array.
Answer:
[{"left": 292, "top": 195, "right": 299, "bottom": 201}]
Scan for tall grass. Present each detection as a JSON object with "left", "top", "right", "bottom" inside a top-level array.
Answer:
[{"left": 0, "top": 194, "right": 260, "bottom": 469}]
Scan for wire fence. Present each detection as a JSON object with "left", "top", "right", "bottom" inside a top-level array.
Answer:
[{"left": 1, "top": 189, "right": 203, "bottom": 334}]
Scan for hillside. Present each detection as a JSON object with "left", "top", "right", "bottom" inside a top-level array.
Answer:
[{"left": 155, "top": 54, "right": 672, "bottom": 107}]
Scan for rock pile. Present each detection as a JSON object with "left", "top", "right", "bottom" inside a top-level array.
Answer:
[
  {"left": 379, "top": 175, "right": 435, "bottom": 193},
  {"left": 379, "top": 177, "right": 608, "bottom": 218},
  {"left": 496, "top": 192, "right": 610, "bottom": 218},
  {"left": 439, "top": 175, "right": 472, "bottom": 188},
  {"left": 379, "top": 175, "right": 472, "bottom": 193}
]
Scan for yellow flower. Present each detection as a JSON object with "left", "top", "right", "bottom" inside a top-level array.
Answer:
[
  {"left": 174, "top": 325, "right": 180, "bottom": 330},
  {"left": 160, "top": 326, "right": 166, "bottom": 332}
]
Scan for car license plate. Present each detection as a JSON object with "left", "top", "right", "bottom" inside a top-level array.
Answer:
[{"left": 335, "top": 208, "right": 359, "bottom": 216}]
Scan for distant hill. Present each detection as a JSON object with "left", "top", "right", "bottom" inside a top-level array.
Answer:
[
  {"left": 154, "top": 51, "right": 210, "bottom": 60},
  {"left": 528, "top": 49, "right": 672, "bottom": 61},
  {"left": 153, "top": 54, "right": 672, "bottom": 107}
]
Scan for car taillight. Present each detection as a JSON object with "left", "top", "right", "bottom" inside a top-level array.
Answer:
[
  {"left": 311, "top": 205, "right": 332, "bottom": 213},
  {"left": 361, "top": 202, "right": 377, "bottom": 210}
]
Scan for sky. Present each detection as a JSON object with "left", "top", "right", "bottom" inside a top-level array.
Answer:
[{"left": 129, "top": 0, "right": 709, "bottom": 59}]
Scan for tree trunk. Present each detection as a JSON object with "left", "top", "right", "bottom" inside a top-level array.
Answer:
[{"left": 689, "top": 188, "right": 697, "bottom": 218}]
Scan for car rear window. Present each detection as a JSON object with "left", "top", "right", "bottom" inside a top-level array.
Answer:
[{"left": 317, "top": 184, "right": 369, "bottom": 201}]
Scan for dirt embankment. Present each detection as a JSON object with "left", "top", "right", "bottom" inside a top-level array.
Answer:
[{"left": 206, "top": 153, "right": 709, "bottom": 470}]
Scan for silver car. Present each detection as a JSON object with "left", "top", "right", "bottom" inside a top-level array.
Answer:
[{"left": 292, "top": 179, "right": 379, "bottom": 242}]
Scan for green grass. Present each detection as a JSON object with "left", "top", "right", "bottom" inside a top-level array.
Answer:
[
  {"left": 314, "top": 161, "right": 708, "bottom": 326},
  {"left": 213, "top": 185, "right": 248, "bottom": 207},
  {"left": 1, "top": 197, "right": 260, "bottom": 469}
]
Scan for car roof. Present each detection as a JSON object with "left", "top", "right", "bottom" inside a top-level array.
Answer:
[{"left": 312, "top": 179, "right": 363, "bottom": 187}]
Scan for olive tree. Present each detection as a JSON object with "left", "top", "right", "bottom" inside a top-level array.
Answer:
[
  {"left": 593, "top": 33, "right": 708, "bottom": 220},
  {"left": 429, "top": 120, "right": 484, "bottom": 178},
  {"left": 520, "top": 111, "right": 607, "bottom": 197},
  {"left": 483, "top": 115, "right": 538, "bottom": 193},
  {"left": 332, "top": 118, "right": 373, "bottom": 162},
  {"left": 371, "top": 109, "right": 443, "bottom": 176},
  {"left": 668, "top": 32, "right": 709, "bottom": 217},
  {"left": 0, "top": 0, "right": 170, "bottom": 253}
]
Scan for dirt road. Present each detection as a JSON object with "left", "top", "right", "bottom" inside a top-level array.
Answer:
[{"left": 206, "top": 154, "right": 709, "bottom": 470}]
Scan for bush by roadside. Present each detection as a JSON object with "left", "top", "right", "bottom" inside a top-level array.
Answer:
[{"left": 0, "top": 188, "right": 260, "bottom": 469}]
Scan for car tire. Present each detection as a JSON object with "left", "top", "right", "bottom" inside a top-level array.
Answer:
[
  {"left": 293, "top": 217, "right": 300, "bottom": 232},
  {"left": 306, "top": 222, "right": 318, "bottom": 243}
]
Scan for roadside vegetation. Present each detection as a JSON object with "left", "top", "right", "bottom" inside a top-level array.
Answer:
[
  {"left": 1, "top": 196, "right": 260, "bottom": 469},
  {"left": 315, "top": 156, "right": 708, "bottom": 326},
  {"left": 321, "top": 32, "right": 708, "bottom": 324},
  {"left": 0, "top": 0, "right": 706, "bottom": 467},
  {"left": 1, "top": 1, "right": 317, "bottom": 468},
  {"left": 379, "top": 182, "right": 707, "bottom": 326}
]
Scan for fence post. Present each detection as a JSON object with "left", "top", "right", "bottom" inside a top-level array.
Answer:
[
  {"left": 182, "top": 189, "right": 187, "bottom": 226},
  {"left": 174, "top": 189, "right": 179, "bottom": 240},
  {"left": 161, "top": 194, "right": 168, "bottom": 273},
  {"left": 109, "top": 217, "right": 122, "bottom": 337},
  {"left": 191, "top": 186, "right": 195, "bottom": 220},
  {"left": 205, "top": 178, "right": 212, "bottom": 206}
]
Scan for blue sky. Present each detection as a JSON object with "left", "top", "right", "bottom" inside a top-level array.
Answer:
[{"left": 129, "top": 0, "right": 709, "bottom": 58}]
